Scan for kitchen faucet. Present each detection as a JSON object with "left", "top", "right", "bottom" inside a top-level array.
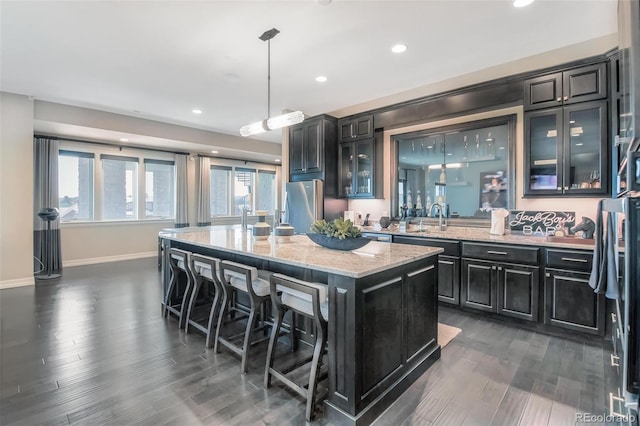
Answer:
[
  {"left": 429, "top": 203, "right": 446, "bottom": 231},
  {"left": 241, "top": 206, "right": 251, "bottom": 231}
]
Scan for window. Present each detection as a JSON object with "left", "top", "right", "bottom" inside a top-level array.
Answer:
[
  {"left": 58, "top": 151, "right": 94, "bottom": 221},
  {"left": 145, "top": 159, "right": 175, "bottom": 219},
  {"left": 101, "top": 155, "right": 138, "bottom": 220},
  {"left": 210, "top": 166, "right": 231, "bottom": 215},
  {"left": 234, "top": 167, "right": 255, "bottom": 214},
  {"left": 58, "top": 142, "right": 176, "bottom": 222},
  {"left": 209, "top": 163, "right": 279, "bottom": 217},
  {"left": 257, "top": 170, "right": 276, "bottom": 214}
]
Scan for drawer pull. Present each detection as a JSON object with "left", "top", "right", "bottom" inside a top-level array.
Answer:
[
  {"left": 560, "top": 257, "right": 588, "bottom": 263},
  {"left": 612, "top": 312, "right": 617, "bottom": 323},
  {"left": 487, "top": 251, "right": 508, "bottom": 255},
  {"left": 611, "top": 353, "right": 620, "bottom": 367}
]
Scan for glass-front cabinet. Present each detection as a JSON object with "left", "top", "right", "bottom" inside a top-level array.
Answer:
[
  {"left": 339, "top": 139, "right": 375, "bottom": 198},
  {"left": 391, "top": 115, "right": 515, "bottom": 219},
  {"left": 524, "top": 100, "right": 608, "bottom": 196}
]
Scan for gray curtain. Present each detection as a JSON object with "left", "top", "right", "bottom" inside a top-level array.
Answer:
[
  {"left": 174, "top": 154, "right": 189, "bottom": 228},
  {"left": 196, "top": 156, "right": 211, "bottom": 226},
  {"left": 33, "top": 136, "right": 62, "bottom": 275}
]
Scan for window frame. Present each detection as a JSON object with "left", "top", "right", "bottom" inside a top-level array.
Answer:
[{"left": 58, "top": 141, "right": 176, "bottom": 223}]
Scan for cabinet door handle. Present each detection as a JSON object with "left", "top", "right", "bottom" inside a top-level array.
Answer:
[
  {"left": 564, "top": 186, "right": 569, "bottom": 190},
  {"left": 487, "top": 250, "right": 507, "bottom": 255},
  {"left": 545, "top": 272, "right": 550, "bottom": 277},
  {"left": 492, "top": 265, "right": 497, "bottom": 270},
  {"left": 561, "top": 257, "right": 588, "bottom": 263},
  {"left": 612, "top": 312, "right": 617, "bottom": 323},
  {"left": 611, "top": 354, "right": 620, "bottom": 367},
  {"left": 497, "top": 266, "right": 503, "bottom": 271},
  {"left": 563, "top": 95, "right": 569, "bottom": 101},
  {"left": 556, "top": 97, "right": 562, "bottom": 102},
  {"left": 609, "top": 392, "right": 626, "bottom": 418},
  {"left": 557, "top": 186, "right": 562, "bottom": 191}
]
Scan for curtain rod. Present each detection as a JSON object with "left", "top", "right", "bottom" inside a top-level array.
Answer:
[
  {"left": 197, "top": 153, "right": 281, "bottom": 167},
  {"left": 34, "top": 134, "right": 190, "bottom": 156}
]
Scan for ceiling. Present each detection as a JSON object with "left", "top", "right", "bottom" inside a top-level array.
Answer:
[{"left": 0, "top": 0, "right": 618, "bottom": 160}]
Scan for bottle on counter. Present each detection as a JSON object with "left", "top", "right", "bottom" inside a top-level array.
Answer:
[{"left": 406, "top": 190, "right": 413, "bottom": 209}]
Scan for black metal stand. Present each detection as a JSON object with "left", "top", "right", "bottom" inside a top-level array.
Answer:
[{"left": 35, "top": 208, "right": 61, "bottom": 280}]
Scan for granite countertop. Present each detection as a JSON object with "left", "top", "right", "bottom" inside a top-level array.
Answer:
[
  {"left": 159, "top": 228, "right": 443, "bottom": 279},
  {"left": 359, "top": 225, "right": 596, "bottom": 250}
]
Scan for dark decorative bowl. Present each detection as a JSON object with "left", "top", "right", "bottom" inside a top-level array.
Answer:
[{"left": 306, "top": 233, "right": 371, "bottom": 251}]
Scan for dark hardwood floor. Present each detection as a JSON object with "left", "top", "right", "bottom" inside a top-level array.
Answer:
[{"left": 0, "top": 258, "right": 611, "bottom": 425}]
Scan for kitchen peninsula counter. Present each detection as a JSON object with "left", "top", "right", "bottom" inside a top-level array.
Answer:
[{"left": 159, "top": 228, "right": 443, "bottom": 425}]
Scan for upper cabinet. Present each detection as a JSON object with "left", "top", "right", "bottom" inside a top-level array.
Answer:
[
  {"left": 338, "top": 120, "right": 383, "bottom": 199},
  {"left": 338, "top": 114, "right": 374, "bottom": 142},
  {"left": 524, "top": 63, "right": 607, "bottom": 111},
  {"left": 289, "top": 115, "right": 339, "bottom": 196},
  {"left": 523, "top": 61, "right": 609, "bottom": 198},
  {"left": 524, "top": 100, "right": 608, "bottom": 197}
]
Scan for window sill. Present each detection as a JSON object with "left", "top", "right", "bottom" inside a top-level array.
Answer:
[{"left": 61, "top": 219, "right": 175, "bottom": 227}]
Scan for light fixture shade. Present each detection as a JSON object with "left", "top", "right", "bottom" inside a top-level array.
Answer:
[
  {"left": 239, "top": 120, "right": 268, "bottom": 137},
  {"left": 266, "top": 111, "right": 305, "bottom": 130}
]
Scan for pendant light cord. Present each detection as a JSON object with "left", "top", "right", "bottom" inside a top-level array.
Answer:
[{"left": 267, "top": 38, "right": 271, "bottom": 120}]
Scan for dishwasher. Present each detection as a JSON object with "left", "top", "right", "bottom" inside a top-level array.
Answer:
[{"left": 361, "top": 232, "right": 392, "bottom": 243}]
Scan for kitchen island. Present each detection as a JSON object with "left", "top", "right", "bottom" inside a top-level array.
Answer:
[{"left": 159, "top": 228, "right": 443, "bottom": 425}]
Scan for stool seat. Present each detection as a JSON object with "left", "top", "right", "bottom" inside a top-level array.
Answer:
[
  {"left": 265, "top": 273, "right": 329, "bottom": 421},
  {"left": 278, "top": 282, "right": 328, "bottom": 321},
  {"left": 223, "top": 262, "right": 271, "bottom": 297},
  {"left": 163, "top": 248, "right": 194, "bottom": 329},
  {"left": 185, "top": 254, "right": 223, "bottom": 348},
  {"left": 214, "top": 260, "right": 274, "bottom": 374}
]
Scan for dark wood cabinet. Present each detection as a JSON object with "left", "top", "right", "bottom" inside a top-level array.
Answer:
[
  {"left": 393, "top": 235, "right": 460, "bottom": 305},
  {"left": 524, "top": 63, "right": 607, "bottom": 111},
  {"left": 289, "top": 114, "right": 339, "bottom": 196},
  {"left": 461, "top": 258, "right": 496, "bottom": 312},
  {"left": 338, "top": 114, "right": 374, "bottom": 142},
  {"left": 461, "top": 258, "right": 539, "bottom": 321},
  {"left": 544, "top": 248, "right": 605, "bottom": 336},
  {"left": 461, "top": 242, "right": 540, "bottom": 321},
  {"left": 544, "top": 269, "right": 605, "bottom": 335},
  {"left": 524, "top": 100, "right": 609, "bottom": 197},
  {"left": 338, "top": 130, "right": 383, "bottom": 199}
]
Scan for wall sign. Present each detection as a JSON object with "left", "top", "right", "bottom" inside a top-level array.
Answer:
[{"left": 509, "top": 210, "right": 576, "bottom": 236}]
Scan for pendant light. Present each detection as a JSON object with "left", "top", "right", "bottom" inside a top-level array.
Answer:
[{"left": 240, "top": 28, "right": 305, "bottom": 137}]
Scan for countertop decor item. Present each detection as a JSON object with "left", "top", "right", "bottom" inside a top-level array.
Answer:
[
  {"left": 253, "top": 210, "right": 271, "bottom": 240},
  {"left": 307, "top": 218, "right": 370, "bottom": 251},
  {"left": 307, "top": 233, "right": 370, "bottom": 251}
]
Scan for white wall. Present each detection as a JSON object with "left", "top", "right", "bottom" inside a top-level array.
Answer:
[
  {"left": 0, "top": 92, "right": 35, "bottom": 288},
  {"left": 349, "top": 106, "right": 600, "bottom": 224}
]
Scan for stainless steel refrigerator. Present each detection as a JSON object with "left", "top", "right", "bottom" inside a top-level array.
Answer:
[{"left": 285, "top": 180, "right": 347, "bottom": 234}]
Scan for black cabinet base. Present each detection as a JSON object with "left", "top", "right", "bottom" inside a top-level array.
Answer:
[{"left": 325, "top": 344, "right": 441, "bottom": 426}]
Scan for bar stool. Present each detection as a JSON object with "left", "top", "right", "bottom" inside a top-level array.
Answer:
[
  {"left": 264, "top": 273, "right": 328, "bottom": 422},
  {"left": 214, "top": 260, "right": 273, "bottom": 374},
  {"left": 185, "top": 254, "right": 222, "bottom": 348},
  {"left": 163, "top": 247, "right": 194, "bottom": 329}
]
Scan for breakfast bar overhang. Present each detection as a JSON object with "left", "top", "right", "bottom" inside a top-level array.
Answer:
[{"left": 159, "top": 228, "right": 443, "bottom": 425}]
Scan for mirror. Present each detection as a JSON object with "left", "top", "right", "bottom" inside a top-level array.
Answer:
[{"left": 391, "top": 115, "right": 516, "bottom": 220}]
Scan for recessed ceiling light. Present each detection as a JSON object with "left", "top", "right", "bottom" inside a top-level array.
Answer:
[
  {"left": 192, "top": 109, "right": 203, "bottom": 115},
  {"left": 513, "top": 0, "right": 534, "bottom": 7},
  {"left": 211, "top": 150, "right": 219, "bottom": 154},
  {"left": 391, "top": 44, "right": 407, "bottom": 54},
  {"left": 275, "top": 159, "right": 281, "bottom": 162},
  {"left": 120, "top": 138, "right": 129, "bottom": 142},
  {"left": 315, "top": 76, "right": 327, "bottom": 83}
]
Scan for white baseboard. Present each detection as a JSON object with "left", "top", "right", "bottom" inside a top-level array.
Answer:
[
  {"left": 0, "top": 276, "right": 35, "bottom": 290},
  {"left": 63, "top": 251, "right": 157, "bottom": 267}
]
